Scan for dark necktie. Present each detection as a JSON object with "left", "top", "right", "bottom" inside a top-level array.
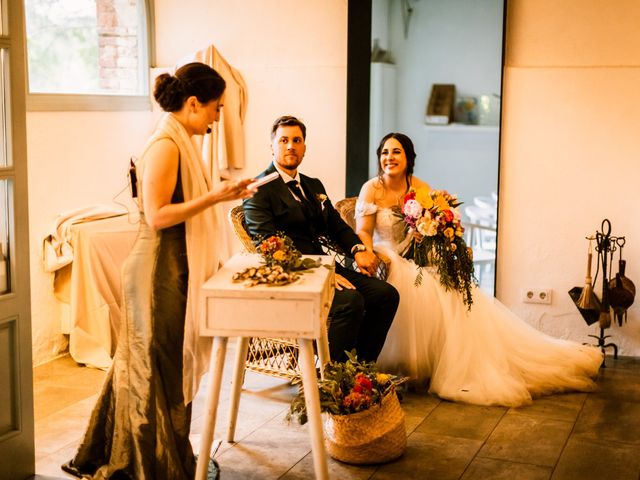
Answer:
[{"left": 286, "top": 180, "right": 314, "bottom": 214}]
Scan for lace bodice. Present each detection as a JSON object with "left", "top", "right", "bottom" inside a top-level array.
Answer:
[{"left": 355, "top": 200, "right": 411, "bottom": 253}]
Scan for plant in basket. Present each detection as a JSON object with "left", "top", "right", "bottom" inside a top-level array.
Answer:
[
  {"left": 400, "top": 187, "right": 476, "bottom": 309},
  {"left": 233, "top": 234, "right": 322, "bottom": 286},
  {"left": 288, "top": 351, "right": 408, "bottom": 465}
]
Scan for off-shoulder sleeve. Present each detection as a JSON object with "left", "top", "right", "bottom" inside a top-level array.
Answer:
[{"left": 355, "top": 199, "right": 378, "bottom": 218}]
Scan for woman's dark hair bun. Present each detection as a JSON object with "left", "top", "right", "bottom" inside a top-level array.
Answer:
[
  {"left": 154, "top": 73, "right": 185, "bottom": 112},
  {"left": 153, "top": 63, "right": 226, "bottom": 113}
]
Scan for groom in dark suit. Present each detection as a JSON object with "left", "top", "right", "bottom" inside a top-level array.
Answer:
[{"left": 243, "top": 115, "right": 399, "bottom": 362}]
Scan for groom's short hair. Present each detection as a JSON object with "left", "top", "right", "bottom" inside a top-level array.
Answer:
[{"left": 271, "top": 115, "right": 307, "bottom": 141}]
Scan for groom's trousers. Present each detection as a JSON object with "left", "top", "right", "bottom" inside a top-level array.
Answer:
[{"left": 326, "top": 264, "right": 399, "bottom": 363}]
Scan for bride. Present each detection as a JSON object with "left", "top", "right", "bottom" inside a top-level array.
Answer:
[{"left": 355, "top": 132, "right": 602, "bottom": 407}]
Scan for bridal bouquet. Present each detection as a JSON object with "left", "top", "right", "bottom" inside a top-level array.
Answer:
[
  {"left": 233, "top": 234, "right": 321, "bottom": 286},
  {"left": 401, "top": 187, "right": 476, "bottom": 308}
]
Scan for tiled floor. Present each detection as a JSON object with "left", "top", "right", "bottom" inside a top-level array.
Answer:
[{"left": 33, "top": 350, "right": 640, "bottom": 480}]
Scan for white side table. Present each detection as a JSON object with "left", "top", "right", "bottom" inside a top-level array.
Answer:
[{"left": 195, "top": 253, "right": 334, "bottom": 480}]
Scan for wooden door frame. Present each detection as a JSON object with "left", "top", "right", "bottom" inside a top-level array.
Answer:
[{"left": 0, "top": 0, "right": 35, "bottom": 477}]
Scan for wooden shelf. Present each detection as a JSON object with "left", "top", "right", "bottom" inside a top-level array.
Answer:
[{"left": 424, "top": 123, "right": 499, "bottom": 133}]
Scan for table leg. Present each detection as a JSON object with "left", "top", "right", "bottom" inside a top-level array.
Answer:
[
  {"left": 195, "top": 336, "right": 228, "bottom": 480},
  {"left": 298, "top": 338, "right": 329, "bottom": 480},
  {"left": 317, "top": 322, "right": 331, "bottom": 379},
  {"left": 227, "top": 336, "right": 250, "bottom": 442}
]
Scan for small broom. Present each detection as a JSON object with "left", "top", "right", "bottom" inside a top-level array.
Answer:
[{"left": 578, "top": 240, "right": 600, "bottom": 310}]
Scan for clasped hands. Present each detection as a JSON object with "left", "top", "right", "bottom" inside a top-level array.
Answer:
[{"left": 334, "top": 249, "right": 380, "bottom": 291}]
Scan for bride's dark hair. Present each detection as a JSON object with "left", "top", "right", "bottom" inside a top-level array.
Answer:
[{"left": 376, "top": 132, "right": 417, "bottom": 191}]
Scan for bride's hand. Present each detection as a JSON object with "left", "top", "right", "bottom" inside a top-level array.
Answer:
[
  {"left": 334, "top": 273, "right": 355, "bottom": 291},
  {"left": 410, "top": 227, "right": 423, "bottom": 242}
]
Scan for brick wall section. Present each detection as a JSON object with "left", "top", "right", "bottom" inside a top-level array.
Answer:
[{"left": 96, "top": 0, "right": 139, "bottom": 93}]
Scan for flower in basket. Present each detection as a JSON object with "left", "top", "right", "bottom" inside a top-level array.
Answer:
[
  {"left": 233, "top": 234, "right": 322, "bottom": 286},
  {"left": 287, "top": 351, "right": 407, "bottom": 464},
  {"left": 400, "top": 187, "right": 476, "bottom": 309}
]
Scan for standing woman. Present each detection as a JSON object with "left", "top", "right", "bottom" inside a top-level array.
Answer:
[{"left": 63, "top": 62, "right": 254, "bottom": 479}]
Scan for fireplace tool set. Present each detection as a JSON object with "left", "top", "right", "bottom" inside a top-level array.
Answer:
[{"left": 569, "top": 219, "right": 635, "bottom": 365}]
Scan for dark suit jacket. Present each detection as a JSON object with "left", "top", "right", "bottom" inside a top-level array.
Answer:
[{"left": 243, "top": 163, "right": 361, "bottom": 255}]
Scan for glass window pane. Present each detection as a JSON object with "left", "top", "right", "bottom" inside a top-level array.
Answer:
[
  {"left": 0, "top": 178, "right": 11, "bottom": 295},
  {"left": 0, "top": 48, "right": 8, "bottom": 168},
  {"left": 24, "top": 0, "right": 147, "bottom": 96}
]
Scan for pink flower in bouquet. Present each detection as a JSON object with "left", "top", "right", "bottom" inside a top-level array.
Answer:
[{"left": 403, "top": 199, "right": 423, "bottom": 221}]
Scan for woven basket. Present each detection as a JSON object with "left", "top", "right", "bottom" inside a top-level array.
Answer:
[{"left": 324, "top": 390, "right": 406, "bottom": 465}]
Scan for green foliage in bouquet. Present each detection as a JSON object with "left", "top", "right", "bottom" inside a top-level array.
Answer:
[
  {"left": 287, "top": 351, "right": 406, "bottom": 425},
  {"left": 400, "top": 188, "right": 476, "bottom": 309}
]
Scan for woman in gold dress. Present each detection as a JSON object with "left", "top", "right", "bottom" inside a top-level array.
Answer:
[{"left": 63, "top": 62, "right": 254, "bottom": 479}]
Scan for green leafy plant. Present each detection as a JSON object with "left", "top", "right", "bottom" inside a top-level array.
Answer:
[{"left": 287, "top": 351, "right": 406, "bottom": 425}]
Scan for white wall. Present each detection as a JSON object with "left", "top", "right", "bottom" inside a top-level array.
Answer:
[
  {"left": 498, "top": 0, "right": 640, "bottom": 355},
  {"left": 154, "top": 0, "right": 348, "bottom": 198},
  {"left": 28, "top": 0, "right": 348, "bottom": 365}
]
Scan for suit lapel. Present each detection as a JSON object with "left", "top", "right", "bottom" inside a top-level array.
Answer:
[{"left": 299, "top": 175, "right": 326, "bottom": 221}]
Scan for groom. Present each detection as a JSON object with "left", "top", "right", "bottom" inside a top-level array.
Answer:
[{"left": 243, "top": 115, "right": 399, "bottom": 362}]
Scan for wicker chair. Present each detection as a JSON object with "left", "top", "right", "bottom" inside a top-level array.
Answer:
[{"left": 227, "top": 200, "right": 390, "bottom": 381}]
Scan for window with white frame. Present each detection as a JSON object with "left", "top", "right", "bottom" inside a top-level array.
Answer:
[{"left": 23, "top": 0, "right": 154, "bottom": 110}]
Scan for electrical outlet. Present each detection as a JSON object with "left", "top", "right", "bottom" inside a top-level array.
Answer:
[{"left": 522, "top": 288, "right": 552, "bottom": 304}]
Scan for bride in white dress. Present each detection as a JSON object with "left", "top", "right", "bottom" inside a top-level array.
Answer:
[{"left": 356, "top": 133, "right": 602, "bottom": 407}]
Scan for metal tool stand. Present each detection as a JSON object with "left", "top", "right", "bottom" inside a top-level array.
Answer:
[{"left": 587, "top": 219, "right": 623, "bottom": 366}]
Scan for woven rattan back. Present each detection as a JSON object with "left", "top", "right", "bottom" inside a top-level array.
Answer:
[
  {"left": 334, "top": 197, "right": 357, "bottom": 230},
  {"left": 228, "top": 205, "right": 258, "bottom": 253}
]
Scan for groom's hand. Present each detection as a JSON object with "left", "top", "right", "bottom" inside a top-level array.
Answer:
[
  {"left": 354, "top": 250, "right": 379, "bottom": 277},
  {"left": 335, "top": 273, "right": 356, "bottom": 291}
]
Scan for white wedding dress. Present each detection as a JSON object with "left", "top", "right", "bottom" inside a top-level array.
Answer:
[{"left": 357, "top": 201, "right": 603, "bottom": 407}]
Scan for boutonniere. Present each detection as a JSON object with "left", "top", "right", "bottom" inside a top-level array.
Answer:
[{"left": 316, "top": 193, "right": 328, "bottom": 209}]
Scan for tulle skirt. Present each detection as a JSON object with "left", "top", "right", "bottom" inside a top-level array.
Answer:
[{"left": 375, "top": 245, "right": 603, "bottom": 407}]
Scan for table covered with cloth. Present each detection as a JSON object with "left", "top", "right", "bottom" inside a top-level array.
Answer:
[{"left": 54, "top": 214, "right": 138, "bottom": 368}]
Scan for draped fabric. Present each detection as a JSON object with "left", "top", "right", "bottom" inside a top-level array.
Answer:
[
  {"left": 179, "top": 43, "right": 248, "bottom": 259},
  {"left": 138, "top": 113, "right": 220, "bottom": 403},
  {"left": 181, "top": 44, "right": 248, "bottom": 173},
  {"left": 42, "top": 205, "right": 127, "bottom": 273}
]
